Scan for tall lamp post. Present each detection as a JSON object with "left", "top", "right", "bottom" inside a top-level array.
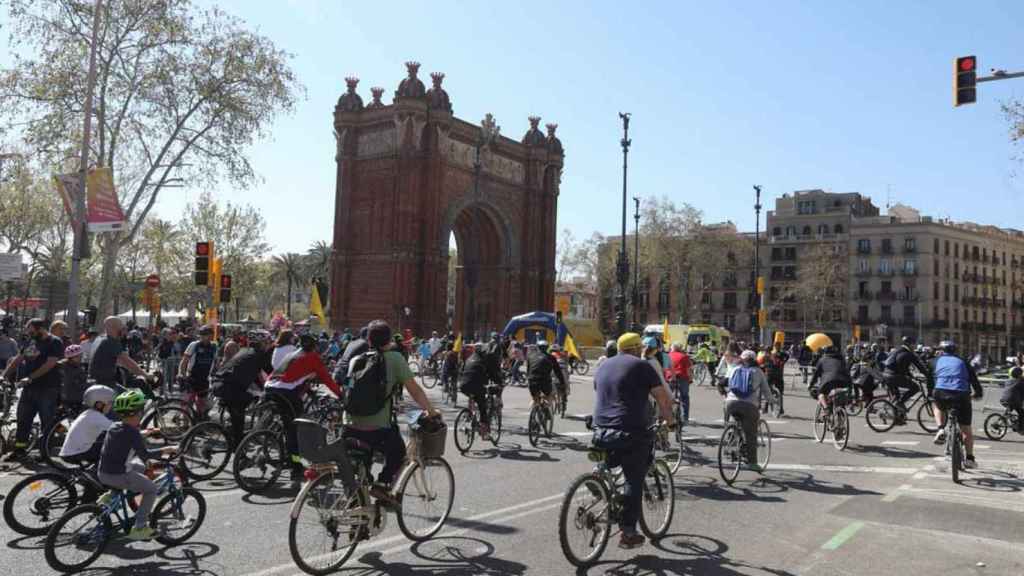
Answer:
[
  {"left": 615, "top": 113, "right": 632, "bottom": 337},
  {"left": 753, "top": 185, "right": 763, "bottom": 346},
  {"left": 632, "top": 196, "right": 641, "bottom": 330}
]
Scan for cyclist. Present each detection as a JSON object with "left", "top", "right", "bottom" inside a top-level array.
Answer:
[
  {"left": 2, "top": 318, "right": 64, "bottom": 462},
  {"left": 458, "top": 341, "right": 502, "bottom": 439},
  {"left": 811, "top": 345, "right": 852, "bottom": 411},
  {"left": 723, "top": 350, "right": 770, "bottom": 471},
  {"left": 342, "top": 320, "right": 438, "bottom": 503},
  {"left": 881, "top": 336, "right": 933, "bottom": 424},
  {"left": 59, "top": 385, "right": 116, "bottom": 466},
  {"left": 667, "top": 341, "right": 691, "bottom": 423},
  {"left": 526, "top": 340, "right": 566, "bottom": 408},
  {"left": 1001, "top": 367, "right": 1023, "bottom": 432},
  {"left": 930, "top": 341, "right": 983, "bottom": 467},
  {"left": 210, "top": 336, "right": 272, "bottom": 449},
  {"left": 89, "top": 316, "right": 154, "bottom": 397},
  {"left": 96, "top": 389, "right": 178, "bottom": 540},
  {"left": 762, "top": 344, "right": 788, "bottom": 416},
  {"left": 265, "top": 333, "right": 342, "bottom": 483},
  {"left": 694, "top": 343, "right": 716, "bottom": 384},
  {"left": 591, "top": 332, "right": 675, "bottom": 550},
  {"left": 60, "top": 344, "right": 89, "bottom": 410},
  {"left": 178, "top": 324, "right": 218, "bottom": 415}
]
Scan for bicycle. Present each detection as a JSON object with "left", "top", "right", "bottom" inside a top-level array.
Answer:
[
  {"left": 453, "top": 383, "right": 503, "bottom": 453},
  {"left": 558, "top": 423, "right": 674, "bottom": 568},
  {"left": 943, "top": 405, "right": 966, "bottom": 484},
  {"left": 690, "top": 362, "right": 710, "bottom": 387},
  {"left": 865, "top": 378, "right": 937, "bottom": 434},
  {"left": 38, "top": 403, "right": 84, "bottom": 471},
  {"left": 717, "top": 413, "right": 771, "bottom": 486},
  {"left": 527, "top": 394, "right": 555, "bottom": 447},
  {"left": 651, "top": 413, "right": 686, "bottom": 475},
  {"left": 812, "top": 392, "right": 850, "bottom": 451},
  {"left": 760, "top": 386, "right": 783, "bottom": 418},
  {"left": 288, "top": 416, "right": 454, "bottom": 575},
  {"left": 418, "top": 355, "right": 440, "bottom": 390},
  {"left": 568, "top": 356, "right": 590, "bottom": 377},
  {"left": 0, "top": 377, "right": 40, "bottom": 457},
  {"left": 43, "top": 459, "right": 205, "bottom": 573},
  {"left": 442, "top": 371, "right": 459, "bottom": 406},
  {"left": 982, "top": 404, "right": 1022, "bottom": 441},
  {"left": 4, "top": 462, "right": 106, "bottom": 536}
]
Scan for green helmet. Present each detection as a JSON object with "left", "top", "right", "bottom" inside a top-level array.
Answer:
[{"left": 113, "top": 389, "right": 147, "bottom": 414}]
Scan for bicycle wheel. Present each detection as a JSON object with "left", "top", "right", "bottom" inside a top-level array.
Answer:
[
  {"left": 692, "top": 364, "right": 707, "bottom": 386},
  {"left": 527, "top": 407, "right": 542, "bottom": 448},
  {"left": 845, "top": 395, "right": 864, "bottom": 417},
  {"left": 44, "top": 503, "right": 111, "bottom": 573},
  {"left": 865, "top": 398, "right": 898, "bottom": 433},
  {"left": 4, "top": 471, "right": 80, "bottom": 536},
  {"left": 717, "top": 424, "right": 742, "bottom": 486},
  {"left": 812, "top": 405, "right": 826, "bottom": 442},
  {"left": 490, "top": 399, "right": 503, "bottom": 446},
  {"left": 180, "top": 422, "right": 231, "bottom": 481},
  {"left": 770, "top": 388, "right": 782, "bottom": 417},
  {"left": 289, "top": 471, "right": 366, "bottom": 575},
  {"left": 757, "top": 420, "right": 772, "bottom": 470},
  {"left": 152, "top": 487, "right": 206, "bottom": 545},
  {"left": 639, "top": 460, "right": 674, "bottom": 538},
  {"left": 232, "top": 429, "right": 285, "bottom": 494},
  {"left": 544, "top": 404, "right": 555, "bottom": 437},
  {"left": 396, "top": 457, "right": 455, "bottom": 541},
  {"left": 916, "top": 399, "right": 940, "bottom": 433},
  {"left": 832, "top": 410, "right": 849, "bottom": 451},
  {"left": 420, "top": 367, "right": 438, "bottom": 389},
  {"left": 558, "top": 474, "right": 611, "bottom": 568},
  {"left": 143, "top": 403, "right": 193, "bottom": 441},
  {"left": 950, "top": 421, "right": 961, "bottom": 484},
  {"left": 574, "top": 359, "right": 590, "bottom": 376},
  {"left": 453, "top": 409, "right": 476, "bottom": 454},
  {"left": 40, "top": 419, "right": 71, "bottom": 471},
  {"left": 983, "top": 413, "right": 1010, "bottom": 441}
]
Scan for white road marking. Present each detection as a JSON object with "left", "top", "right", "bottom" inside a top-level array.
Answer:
[
  {"left": 764, "top": 420, "right": 789, "bottom": 425},
  {"left": 882, "top": 483, "right": 911, "bottom": 502},
  {"left": 975, "top": 444, "right": 991, "bottom": 450},
  {"left": 241, "top": 491, "right": 565, "bottom": 576},
  {"left": 558, "top": 431, "right": 592, "bottom": 437},
  {"left": 881, "top": 441, "right": 919, "bottom": 446},
  {"left": 768, "top": 463, "right": 919, "bottom": 475}
]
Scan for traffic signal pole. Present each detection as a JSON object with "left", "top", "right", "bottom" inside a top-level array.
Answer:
[{"left": 977, "top": 70, "right": 1024, "bottom": 83}]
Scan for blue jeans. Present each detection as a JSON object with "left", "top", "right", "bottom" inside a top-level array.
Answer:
[
  {"left": 16, "top": 385, "right": 59, "bottom": 448},
  {"left": 673, "top": 378, "right": 690, "bottom": 421}
]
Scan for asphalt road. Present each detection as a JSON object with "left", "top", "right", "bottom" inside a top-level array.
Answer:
[{"left": 2, "top": 366, "right": 1023, "bottom": 576}]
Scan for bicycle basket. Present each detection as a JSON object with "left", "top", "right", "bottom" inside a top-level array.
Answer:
[
  {"left": 408, "top": 422, "right": 447, "bottom": 459},
  {"left": 295, "top": 418, "right": 330, "bottom": 462}
]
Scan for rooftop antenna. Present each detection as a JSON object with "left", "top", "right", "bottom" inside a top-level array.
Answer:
[{"left": 885, "top": 184, "right": 892, "bottom": 210}]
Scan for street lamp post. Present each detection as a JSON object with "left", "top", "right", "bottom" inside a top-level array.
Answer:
[
  {"left": 753, "top": 185, "right": 763, "bottom": 346},
  {"left": 67, "top": 0, "right": 105, "bottom": 338},
  {"left": 615, "top": 113, "right": 632, "bottom": 337},
  {"left": 632, "top": 196, "right": 641, "bottom": 330}
]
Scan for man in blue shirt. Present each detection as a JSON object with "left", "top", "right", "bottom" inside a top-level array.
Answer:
[
  {"left": 930, "top": 341, "right": 983, "bottom": 468},
  {"left": 591, "top": 332, "right": 675, "bottom": 550}
]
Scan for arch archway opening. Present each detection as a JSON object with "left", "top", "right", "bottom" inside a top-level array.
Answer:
[{"left": 445, "top": 204, "right": 509, "bottom": 340}]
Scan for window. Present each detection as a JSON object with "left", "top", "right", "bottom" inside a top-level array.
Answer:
[
  {"left": 933, "top": 258, "right": 939, "bottom": 275},
  {"left": 904, "top": 237, "right": 916, "bottom": 252},
  {"left": 882, "top": 238, "right": 893, "bottom": 254},
  {"left": 771, "top": 266, "right": 783, "bottom": 280},
  {"left": 723, "top": 314, "right": 736, "bottom": 330},
  {"left": 858, "top": 281, "right": 869, "bottom": 296},
  {"left": 933, "top": 238, "right": 939, "bottom": 253},
  {"left": 771, "top": 247, "right": 782, "bottom": 261},
  {"left": 797, "top": 200, "right": 816, "bottom": 215},
  {"left": 784, "top": 266, "right": 796, "bottom": 280},
  {"left": 784, "top": 247, "right": 797, "bottom": 260},
  {"left": 657, "top": 289, "right": 670, "bottom": 312},
  {"left": 880, "top": 259, "right": 892, "bottom": 274},
  {"left": 954, "top": 262, "right": 959, "bottom": 277},
  {"left": 944, "top": 240, "right": 949, "bottom": 256},
  {"left": 933, "top": 282, "right": 939, "bottom": 299},
  {"left": 881, "top": 305, "right": 893, "bottom": 321},
  {"left": 772, "top": 226, "right": 782, "bottom": 237},
  {"left": 801, "top": 225, "right": 812, "bottom": 236},
  {"left": 784, "top": 309, "right": 798, "bottom": 321},
  {"left": 857, "top": 305, "right": 869, "bottom": 322},
  {"left": 723, "top": 292, "right": 738, "bottom": 309},
  {"left": 701, "top": 292, "right": 711, "bottom": 305},
  {"left": 944, "top": 284, "right": 950, "bottom": 301},
  {"left": 832, "top": 309, "right": 843, "bottom": 322},
  {"left": 858, "top": 259, "right": 869, "bottom": 273},
  {"left": 785, "top": 225, "right": 796, "bottom": 237},
  {"left": 834, "top": 224, "right": 844, "bottom": 234},
  {"left": 769, "top": 286, "right": 780, "bottom": 300},
  {"left": 818, "top": 224, "right": 828, "bottom": 235},
  {"left": 857, "top": 239, "right": 871, "bottom": 253},
  {"left": 903, "top": 259, "right": 917, "bottom": 274},
  {"left": 954, "top": 243, "right": 959, "bottom": 258},
  {"left": 903, "top": 305, "right": 916, "bottom": 321},
  {"left": 881, "top": 280, "right": 893, "bottom": 294},
  {"left": 944, "top": 307, "right": 949, "bottom": 320}
]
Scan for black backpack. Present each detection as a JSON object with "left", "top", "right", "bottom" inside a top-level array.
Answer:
[{"left": 345, "top": 351, "right": 392, "bottom": 417}]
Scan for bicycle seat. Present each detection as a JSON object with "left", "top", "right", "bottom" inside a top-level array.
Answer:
[
  {"left": 587, "top": 447, "right": 608, "bottom": 463},
  {"left": 343, "top": 437, "right": 373, "bottom": 456}
]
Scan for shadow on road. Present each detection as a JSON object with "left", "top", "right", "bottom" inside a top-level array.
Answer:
[
  {"left": 71, "top": 541, "right": 222, "bottom": 576},
  {"left": 844, "top": 444, "right": 937, "bottom": 459},
  {"left": 333, "top": 536, "right": 528, "bottom": 575},
  {"left": 577, "top": 532, "right": 796, "bottom": 576}
]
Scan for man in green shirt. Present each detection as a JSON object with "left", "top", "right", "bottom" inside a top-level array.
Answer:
[{"left": 343, "top": 320, "right": 438, "bottom": 500}]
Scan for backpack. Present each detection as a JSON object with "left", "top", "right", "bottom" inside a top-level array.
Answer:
[
  {"left": 345, "top": 351, "right": 392, "bottom": 417},
  {"left": 728, "top": 366, "right": 755, "bottom": 398},
  {"left": 883, "top": 349, "right": 900, "bottom": 371}
]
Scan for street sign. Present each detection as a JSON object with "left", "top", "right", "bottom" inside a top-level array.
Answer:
[{"left": 0, "top": 253, "right": 24, "bottom": 281}]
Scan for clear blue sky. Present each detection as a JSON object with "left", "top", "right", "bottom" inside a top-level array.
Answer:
[{"left": 14, "top": 1, "right": 1024, "bottom": 252}]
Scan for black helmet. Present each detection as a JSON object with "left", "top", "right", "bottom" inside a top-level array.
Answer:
[
  {"left": 298, "top": 333, "right": 317, "bottom": 351},
  {"left": 605, "top": 339, "right": 617, "bottom": 358},
  {"left": 901, "top": 335, "right": 915, "bottom": 347},
  {"left": 938, "top": 340, "right": 956, "bottom": 354}
]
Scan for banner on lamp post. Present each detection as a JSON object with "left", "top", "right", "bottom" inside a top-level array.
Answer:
[
  {"left": 52, "top": 173, "right": 81, "bottom": 227},
  {"left": 85, "top": 167, "right": 126, "bottom": 233}
]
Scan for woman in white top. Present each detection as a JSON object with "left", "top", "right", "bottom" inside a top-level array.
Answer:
[{"left": 271, "top": 329, "right": 298, "bottom": 371}]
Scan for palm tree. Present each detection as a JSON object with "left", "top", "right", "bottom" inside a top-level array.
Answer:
[
  {"left": 273, "top": 252, "right": 305, "bottom": 318},
  {"left": 306, "top": 240, "right": 331, "bottom": 281}
]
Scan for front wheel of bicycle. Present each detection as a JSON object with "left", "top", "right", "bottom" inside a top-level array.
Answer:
[
  {"left": 916, "top": 400, "right": 940, "bottom": 433},
  {"left": 639, "top": 459, "right": 674, "bottom": 538},
  {"left": 757, "top": 420, "right": 772, "bottom": 470},
  {"left": 832, "top": 410, "right": 849, "bottom": 451},
  {"left": 718, "top": 424, "right": 742, "bottom": 486},
  {"left": 420, "top": 367, "right": 438, "bottom": 390},
  {"left": 288, "top": 471, "right": 366, "bottom": 576},
  {"left": 44, "top": 503, "right": 111, "bottom": 573},
  {"left": 812, "top": 405, "right": 826, "bottom": 443},
  {"left": 396, "top": 457, "right": 455, "bottom": 541},
  {"left": 527, "top": 406, "right": 543, "bottom": 448},
  {"left": 573, "top": 359, "right": 590, "bottom": 376},
  {"left": 152, "top": 487, "right": 206, "bottom": 545},
  {"left": 490, "top": 400, "right": 503, "bottom": 446},
  {"left": 984, "top": 413, "right": 1009, "bottom": 441},
  {"left": 453, "top": 409, "right": 475, "bottom": 454},
  {"left": 180, "top": 421, "right": 231, "bottom": 481},
  {"left": 233, "top": 429, "right": 286, "bottom": 494},
  {"left": 950, "top": 421, "right": 962, "bottom": 484},
  {"left": 558, "top": 473, "right": 611, "bottom": 568},
  {"left": 141, "top": 403, "right": 193, "bottom": 441},
  {"left": 865, "top": 398, "right": 898, "bottom": 433},
  {"left": 4, "top": 471, "right": 80, "bottom": 536}
]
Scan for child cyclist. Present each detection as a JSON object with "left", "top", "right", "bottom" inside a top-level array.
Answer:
[
  {"left": 97, "top": 389, "right": 177, "bottom": 540},
  {"left": 59, "top": 385, "right": 117, "bottom": 466}
]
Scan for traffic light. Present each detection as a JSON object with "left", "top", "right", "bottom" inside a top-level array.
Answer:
[
  {"left": 194, "top": 241, "right": 211, "bottom": 285},
  {"left": 219, "top": 274, "right": 232, "bottom": 303},
  {"left": 954, "top": 55, "right": 977, "bottom": 107}
]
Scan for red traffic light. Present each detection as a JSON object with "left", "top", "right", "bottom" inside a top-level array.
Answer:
[
  {"left": 196, "top": 242, "right": 210, "bottom": 256},
  {"left": 220, "top": 274, "right": 232, "bottom": 289},
  {"left": 959, "top": 57, "right": 975, "bottom": 72}
]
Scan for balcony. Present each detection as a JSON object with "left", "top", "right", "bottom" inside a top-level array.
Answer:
[
  {"left": 900, "top": 268, "right": 918, "bottom": 277},
  {"left": 897, "top": 292, "right": 920, "bottom": 302},
  {"left": 962, "top": 296, "right": 977, "bottom": 306},
  {"left": 856, "top": 245, "right": 871, "bottom": 255},
  {"left": 993, "top": 323, "right": 1007, "bottom": 332},
  {"left": 994, "top": 298, "right": 1007, "bottom": 308},
  {"left": 854, "top": 269, "right": 872, "bottom": 277},
  {"left": 927, "top": 319, "right": 950, "bottom": 329},
  {"left": 881, "top": 244, "right": 895, "bottom": 255},
  {"left": 722, "top": 301, "right": 739, "bottom": 311},
  {"left": 903, "top": 245, "right": 917, "bottom": 254},
  {"left": 878, "top": 269, "right": 896, "bottom": 277},
  {"left": 877, "top": 291, "right": 897, "bottom": 301},
  {"left": 880, "top": 316, "right": 894, "bottom": 325},
  {"left": 856, "top": 291, "right": 874, "bottom": 300},
  {"left": 897, "top": 317, "right": 918, "bottom": 327}
]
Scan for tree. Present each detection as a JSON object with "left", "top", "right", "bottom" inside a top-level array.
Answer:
[
  {"left": 272, "top": 253, "right": 305, "bottom": 318},
  {"left": 772, "top": 243, "right": 847, "bottom": 331},
  {"left": 555, "top": 228, "right": 578, "bottom": 283},
  {"left": 1, "top": 0, "right": 303, "bottom": 317},
  {"left": 1004, "top": 99, "right": 1024, "bottom": 166},
  {"left": 305, "top": 240, "right": 331, "bottom": 282}
]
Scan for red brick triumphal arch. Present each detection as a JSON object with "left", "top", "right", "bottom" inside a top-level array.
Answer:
[{"left": 329, "top": 62, "right": 565, "bottom": 336}]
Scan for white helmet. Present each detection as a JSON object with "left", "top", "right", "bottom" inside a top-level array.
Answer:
[{"left": 83, "top": 385, "right": 116, "bottom": 408}]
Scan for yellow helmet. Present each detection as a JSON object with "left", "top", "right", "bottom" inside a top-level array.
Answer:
[{"left": 617, "top": 332, "right": 643, "bottom": 352}]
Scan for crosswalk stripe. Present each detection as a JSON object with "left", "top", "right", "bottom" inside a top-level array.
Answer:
[{"left": 881, "top": 441, "right": 920, "bottom": 446}]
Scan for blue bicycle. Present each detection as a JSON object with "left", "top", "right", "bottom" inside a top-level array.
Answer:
[{"left": 44, "top": 460, "right": 206, "bottom": 573}]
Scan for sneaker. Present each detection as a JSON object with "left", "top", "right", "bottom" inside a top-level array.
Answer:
[
  {"left": 964, "top": 456, "right": 977, "bottom": 469},
  {"left": 128, "top": 526, "right": 156, "bottom": 541},
  {"left": 370, "top": 483, "right": 396, "bottom": 507},
  {"left": 933, "top": 430, "right": 946, "bottom": 445},
  {"left": 745, "top": 463, "right": 763, "bottom": 473},
  {"left": 618, "top": 531, "right": 646, "bottom": 550},
  {"left": 97, "top": 491, "right": 114, "bottom": 506}
]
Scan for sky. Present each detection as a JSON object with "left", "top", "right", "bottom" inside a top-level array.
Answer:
[{"left": 7, "top": 1, "right": 1024, "bottom": 254}]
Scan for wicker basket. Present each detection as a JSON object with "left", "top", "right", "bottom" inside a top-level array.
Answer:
[{"left": 408, "top": 423, "right": 447, "bottom": 459}]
